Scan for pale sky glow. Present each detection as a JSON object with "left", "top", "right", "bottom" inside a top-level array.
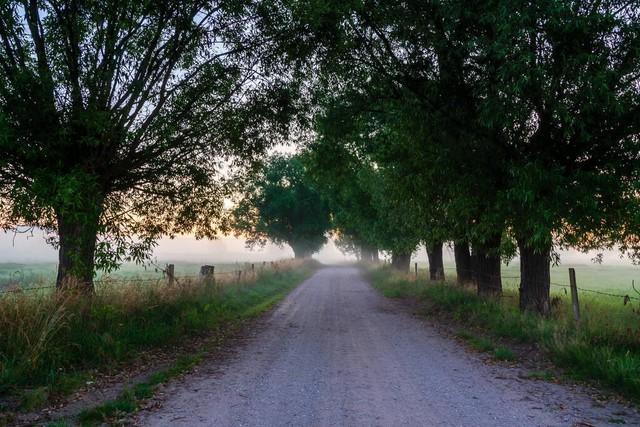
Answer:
[
  {"left": 0, "top": 231, "right": 354, "bottom": 264},
  {"left": 0, "top": 229, "right": 633, "bottom": 266}
]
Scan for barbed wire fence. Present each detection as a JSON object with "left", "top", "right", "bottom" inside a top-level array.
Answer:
[
  {"left": 0, "top": 259, "right": 293, "bottom": 295},
  {"left": 404, "top": 262, "right": 640, "bottom": 322}
]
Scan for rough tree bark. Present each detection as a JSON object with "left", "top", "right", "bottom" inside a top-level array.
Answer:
[
  {"left": 471, "top": 234, "right": 502, "bottom": 296},
  {"left": 454, "top": 240, "right": 472, "bottom": 284},
  {"left": 391, "top": 250, "right": 411, "bottom": 273},
  {"left": 55, "top": 209, "right": 101, "bottom": 290},
  {"left": 518, "top": 238, "right": 551, "bottom": 314},
  {"left": 426, "top": 241, "right": 444, "bottom": 280}
]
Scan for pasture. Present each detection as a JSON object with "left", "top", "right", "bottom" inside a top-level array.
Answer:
[{"left": 0, "top": 261, "right": 261, "bottom": 291}]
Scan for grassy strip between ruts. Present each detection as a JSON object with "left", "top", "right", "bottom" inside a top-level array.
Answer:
[
  {"left": 367, "top": 267, "right": 640, "bottom": 403},
  {"left": 0, "top": 260, "right": 315, "bottom": 419}
]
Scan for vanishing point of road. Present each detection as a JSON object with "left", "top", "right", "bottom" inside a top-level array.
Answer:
[{"left": 137, "top": 266, "right": 639, "bottom": 427}]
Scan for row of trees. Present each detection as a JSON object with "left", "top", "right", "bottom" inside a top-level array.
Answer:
[
  {"left": 1, "top": 1, "right": 639, "bottom": 317},
  {"left": 256, "top": 0, "right": 640, "bottom": 314}
]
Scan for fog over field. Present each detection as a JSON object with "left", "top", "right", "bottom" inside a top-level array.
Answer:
[
  {"left": 0, "top": 229, "right": 634, "bottom": 266},
  {"left": 0, "top": 230, "right": 353, "bottom": 264}
]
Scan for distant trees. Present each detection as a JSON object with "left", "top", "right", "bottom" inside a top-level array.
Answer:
[
  {"left": 0, "top": 1, "right": 294, "bottom": 289},
  {"left": 232, "top": 154, "right": 331, "bottom": 258},
  {"left": 305, "top": 97, "right": 421, "bottom": 271}
]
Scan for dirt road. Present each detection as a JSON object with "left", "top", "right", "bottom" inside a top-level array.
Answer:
[{"left": 137, "top": 266, "right": 639, "bottom": 426}]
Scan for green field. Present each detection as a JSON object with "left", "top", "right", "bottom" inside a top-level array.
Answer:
[
  {"left": 415, "top": 261, "right": 640, "bottom": 296},
  {"left": 0, "top": 261, "right": 264, "bottom": 290},
  {"left": 5, "top": 259, "right": 640, "bottom": 297}
]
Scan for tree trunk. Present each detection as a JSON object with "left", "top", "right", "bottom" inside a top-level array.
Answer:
[
  {"left": 56, "top": 210, "right": 101, "bottom": 291},
  {"left": 471, "top": 235, "right": 502, "bottom": 296},
  {"left": 291, "top": 245, "right": 310, "bottom": 259},
  {"left": 361, "top": 244, "right": 379, "bottom": 263},
  {"left": 518, "top": 238, "right": 551, "bottom": 314},
  {"left": 391, "top": 250, "right": 411, "bottom": 273},
  {"left": 360, "top": 245, "right": 373, "bottom": 262},
  {"left": 426, "top": 241, "right": 444, "bottom": 280},
  {"left": 454, "top": 240, "right": 472, "bottom": 284}
]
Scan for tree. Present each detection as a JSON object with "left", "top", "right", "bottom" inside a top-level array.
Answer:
[
  {"left": 304, "top": 106, "right": 383, "bottom": 263},
  {"left": 453, "top": 241, "right": 472, "bottom": 284},
  {"left": 306, "top": 94, "right": 423, "bottom": 272},
  {"left": 0, "top": 1, "right": 294, "bottom": 289},
  {"left": 482, "top": 0, "right": 640, "bottom": 312},
  {"left": 232, "top": 154, "right": 331, "bottom": 258}
]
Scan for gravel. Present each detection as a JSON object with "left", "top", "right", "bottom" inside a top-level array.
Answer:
[{"left": 136, "top": 266, "right": 640, "bottom": 427}]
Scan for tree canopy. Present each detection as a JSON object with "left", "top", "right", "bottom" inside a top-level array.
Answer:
[
  {"left": 1, "top": 0, "right": 639, "bottom": 315},
  {"left": 274, "top": 0, "right": 640, "bottom": 312}
]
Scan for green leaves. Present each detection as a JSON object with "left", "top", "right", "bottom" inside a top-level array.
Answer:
[
  {"left": 0, "top": 0, "right": 299, "bottom": 284},
  {"left": 232, "top": 154, "right": 331, "bottom": 257},
  {"left": 287, "top": 0, "right": 640, "bottom": 262}
]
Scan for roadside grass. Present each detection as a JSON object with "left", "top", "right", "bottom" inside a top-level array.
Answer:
[
  {"left": 527, "top": 370, "right": 556, "bottom": 381},
  {"left": 0, "top": 260, "right": 314, "bottom": 411},
  {"left": 453, "top": 330, "right": 516, "bottom": 360},
  {"left": 368, "top": 267, "right": 640, "bottom": 402},
  {"left": 493, "top": 346, "right": 516, "bottom": 361},
  {"left": 77, "top": 353, "right": 203, "bottom": 426}
]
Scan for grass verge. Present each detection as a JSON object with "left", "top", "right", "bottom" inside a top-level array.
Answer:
[
  {"left": 0, "top": 260, "right": 315, "bottom": 413},
  {"left": 368, "top": 267, "right": 640, "bottom": 402},
  {"left": 76, "top": 353, "right": 203, "bottom": 426}
]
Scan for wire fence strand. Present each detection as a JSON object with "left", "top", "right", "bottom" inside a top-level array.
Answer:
[
  {"left": 0, "top": 261, "right": 290, "bottom": 294},
  {"left": 412, "top": 264, "right": 640, "bottom": 304}
]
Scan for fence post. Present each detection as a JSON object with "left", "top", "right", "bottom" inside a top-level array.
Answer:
[
  {"left": 166, "top": 264, "right": 175, "bottom": 287},
  {"left": 415, "top": 262, "right": 418, "bottom": 278},
  {"left": 237, "top": 270, "right": 242, "bottom": 282},
  {"left": 200, "top": 265, "right": 215, "bottom": 290},
  {"left": 569, "top": 268, "right": 580, "bottom": 324}
]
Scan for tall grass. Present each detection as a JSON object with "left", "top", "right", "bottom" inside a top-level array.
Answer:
[
  {"left": 369, "top": 267, "right": 640, "bottom": 401},
  {"left": 0, "top": 260, "right": 313, "bottom": 405}
]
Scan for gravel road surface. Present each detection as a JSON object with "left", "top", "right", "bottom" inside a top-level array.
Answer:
[{"left": 137, "top": 266, "right": 639, "bottom": 426}]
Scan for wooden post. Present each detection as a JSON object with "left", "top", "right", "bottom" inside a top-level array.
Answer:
[
  {"left": 237, "top": 270, "right": 242, "bottom": 282},
  {"left": 166, "top": 264, "right": 175, "bottom": 286},
  {"left": 569, "top": 268, "right": 580, "bottom": 324},
  {"left": 200, "top": 265, "right": 215, "bottom": 290},
  {"left": 415, "top": 262, "right": 418, "bottom": 278},
  {"left": 200, "top": 265, "right": 215, "bottom": 277}
]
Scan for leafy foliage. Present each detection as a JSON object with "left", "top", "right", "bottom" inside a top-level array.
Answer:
[
  {"left": 273, "top": 0, "right": 640, "bottom": 310},
  {"left": 233, "top": 154, "right": 331, "bottom": 258},
  {"left": 0, "top": 0, "right": 295, "bottom": 285}
]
